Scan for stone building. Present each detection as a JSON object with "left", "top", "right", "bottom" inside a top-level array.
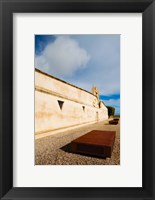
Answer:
[{"left": 35, "top": 69, "right": 108, "bottom": 135}]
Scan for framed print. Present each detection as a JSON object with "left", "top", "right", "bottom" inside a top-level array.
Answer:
[
  {"left": 0, "top": 0, "right": 155, "bottom": 199},
  {"left": 14, "top": 14, "right": 141, "bottom": 187}
]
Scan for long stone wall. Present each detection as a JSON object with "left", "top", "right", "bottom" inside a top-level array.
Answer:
[{"left": 35, "top": 69, "right": 108, "bottom": 134}]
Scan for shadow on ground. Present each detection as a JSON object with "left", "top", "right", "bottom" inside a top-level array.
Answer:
[
  {"left": 60, "top": 143, "right": 106, "bottom": 159},
  {"left": 60, "top": 143, "right": 71, "bottom": 153}
]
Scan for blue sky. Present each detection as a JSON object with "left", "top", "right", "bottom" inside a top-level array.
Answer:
[{"left": 35, "top": 35, "right": 120, "bottom": 115}]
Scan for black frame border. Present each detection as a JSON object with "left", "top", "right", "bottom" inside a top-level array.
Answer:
[{"left": 0, "top": 0, "right": 155, "bottom": 199}]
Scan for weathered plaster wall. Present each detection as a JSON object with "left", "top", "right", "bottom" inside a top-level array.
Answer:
[{"left": 35, "top": 69, "right": 108, "bottom": 134}]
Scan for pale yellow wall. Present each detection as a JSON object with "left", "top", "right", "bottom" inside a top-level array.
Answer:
[
  {"left": 35, "top": 70, "right": 99, "bottom": 108},
  {"left": 35, "top": 69, "right": 108, "bottom": 134}
]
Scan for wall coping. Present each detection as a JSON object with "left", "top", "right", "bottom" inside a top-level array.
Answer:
[{"left": 35, "top": 68, "right": 97, "bottom": 98}]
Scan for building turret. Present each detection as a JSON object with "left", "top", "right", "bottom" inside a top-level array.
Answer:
[{"left": 92, "top": 86, "right": 99, "bottom": 99}]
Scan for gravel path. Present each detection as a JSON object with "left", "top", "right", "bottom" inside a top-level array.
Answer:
[{"left": 35, "top": 119, "right": 120, "bottom": 165}]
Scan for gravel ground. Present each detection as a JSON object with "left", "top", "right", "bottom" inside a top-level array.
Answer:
[{"left": 35, "top": 119, "right": 120, "bottom": 165}]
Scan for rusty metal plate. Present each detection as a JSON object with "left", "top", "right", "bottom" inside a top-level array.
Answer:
[
  {"left": 109, "top": 120, "right": 118, "bottom": 125},
  {"left": 71, "top": 130, "right": 116, "bottom": 158}
]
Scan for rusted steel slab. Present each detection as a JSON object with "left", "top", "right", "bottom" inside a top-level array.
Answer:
[
  {"left": 109, "top": 120, "right": 118, "bottom": 125},
  {"left": 113, "top": 118, "right": 119, "bottom": 121},
  {"left": 71, "top": 130, "right": 116, "bottom": 158}
]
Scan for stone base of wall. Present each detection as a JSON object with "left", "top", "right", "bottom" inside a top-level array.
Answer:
[{"left": 35, "top": 119, "right": 107, "bottom": 140}]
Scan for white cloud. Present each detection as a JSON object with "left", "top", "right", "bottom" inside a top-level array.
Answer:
[
  {"left": 70, "top": 35, "right": 120, "bottom": 96},
  {"left": 35, "top": 36, "right": 90, "bottom": 77}
]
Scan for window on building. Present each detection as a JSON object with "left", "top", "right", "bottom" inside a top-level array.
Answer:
[
  {"left": 57, "top": 100, "right": 64, "bottom": 110},
  {"left": 82, "top": 106, "right": 85, "bottom": 111}
]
